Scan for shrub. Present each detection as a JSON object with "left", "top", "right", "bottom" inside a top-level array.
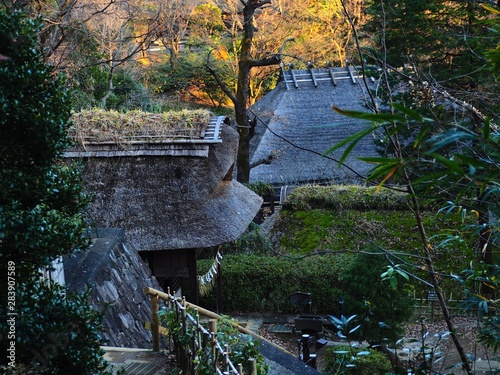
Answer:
[
  {"left": 220, "top": 223, "right": 273, "bottom": 255},
  {"left": 340, "top": 252, "right": 414, "bottom": 345},
  {"left": 323, "top": 345, "right": 392, "bottom": 375},
  {"left": 198, "top": 254, "right": 349, "bottom": 313},
  {"left": 0, "top": 9, "right": 110, "bottom": 374},
  {"left": 4, "top": 278, "right": 111, "bottom": 375}
]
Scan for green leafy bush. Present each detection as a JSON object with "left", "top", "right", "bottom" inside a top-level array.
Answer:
[
  {"left": 323, "top": 345, "right": 392, "bottom": 375},
  {"left": 340, "top": 252, "right": 414, "bottom": 345},
  {"left": 160, "top": 309, "right": 268, "bottom": 374},
  {"left": 198, "top": 254, "right": 349, "bottom": 313},
  {"left": 221, "top": 223, "right": 273, "bottom": 255},
  {"left": 0, "top": 8, "right": 110, "bottom": 374},
  {"left": 4, "top": 278, "right": 111, "bottom": 375}
]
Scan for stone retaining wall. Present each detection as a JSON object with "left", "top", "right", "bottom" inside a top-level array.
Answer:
[{"left": 65, "top": 228, "right": 162, "bottom": 348}]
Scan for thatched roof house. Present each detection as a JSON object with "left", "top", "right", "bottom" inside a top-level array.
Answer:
[
  {"left": 65, "top": 110, "right": 262, "bottom": 302},
  {"left": 249, "top": 65, "right": 380, "bottom": 186}
]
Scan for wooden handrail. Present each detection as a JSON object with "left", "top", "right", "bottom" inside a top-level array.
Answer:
[
  {"left": 144, "top": 286, "right": 293, "bottom": 374},
  {"left": 144, "top": 286, "right": 293, "bottom": 352}
]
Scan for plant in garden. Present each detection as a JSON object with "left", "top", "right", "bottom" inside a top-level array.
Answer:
[
  {"left": 326, "top": 315, "right": 392, "bottom": 375},
  {"left": 340, "top": 252, "right": 413, "bottom": 346},
  {"left": 0, "top": 8, "right": 110, "bottom": 374},
  {"left": 323, "top": 345, "right": 392, "bottom": 375},
  {"left": 160, "top": 309, "right": 269, "bottom": 374},
  {"left": 322, "top": 3, "right": 500, "bottom": 369},
  {"left": 325, "top": 85, "right": 499, "bottom": 375},
  {"left": 399, "top": 317, "right": 452, "bottom": 375}
]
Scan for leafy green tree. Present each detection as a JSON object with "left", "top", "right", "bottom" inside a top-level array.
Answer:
[
  {"left": 0, "top": 8, "right": 110, "bottom": 373},
  {"left": 363, "top": 0, "right": 500, "bottom": 120},
  {"left": 325, "top": 4, "right": 500, "bottom": 373},
  {"left": 341, "top": 252, "right": 413, "bottom": 345}
]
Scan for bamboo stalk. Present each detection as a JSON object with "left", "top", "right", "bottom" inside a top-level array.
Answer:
[{"left": 211, "top": 319, "right": 218, "bottom": 373}]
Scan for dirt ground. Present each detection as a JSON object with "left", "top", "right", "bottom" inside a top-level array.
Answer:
[
  {"left": 259, "top": 316, "right": 500, "bottom": 375},
  {"left": 145, "top": 315, "right": 500, "bottom": 375}
]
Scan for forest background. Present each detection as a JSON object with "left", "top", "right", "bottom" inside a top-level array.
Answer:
[{"left": 1, "top": 0, "right": 500, "bottom": 374}]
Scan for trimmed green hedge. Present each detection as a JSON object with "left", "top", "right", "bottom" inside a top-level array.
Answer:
[{"left": 198, "top": 254, "right": 350, "bottom": 314}]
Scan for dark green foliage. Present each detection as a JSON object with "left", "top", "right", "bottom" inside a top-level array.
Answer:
[
  {"left": 0, "top": 8, "right": 109, "bottom": 374},
  {"left": 364, "top": 1, "right": 494, "bottom": 85},
  {"left": 0, "top": 7, "right": 89, "bottom": 276},
  {"left": 0, "top": 13, "right": 71, "bottom": 169},
  {"left": 6, "top": 278, "right": 111, "bottom": 375},
  {"left": 145, "top": 53, "right": 234, "bottom": 110},
  {"left": 340, "top": 252, "right": 414, "bottom": 344},
  {"left": 72, "top": 65, "right": 149, "bottom": 111},
  {"left": 323, "top": 345, "right": 392, "bottom": 375},
  {"left": 198, "top": 254, "right": 349, "bottom": 313},
  {"left": 221, "top": 223, "right": 273, "bottom": 255},
  {"left": 160, "top": 309, "right": 269, "bottom": 375}
]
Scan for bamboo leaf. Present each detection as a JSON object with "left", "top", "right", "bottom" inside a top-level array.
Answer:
[
  {"left": 427, "top": 130, "right": 476, "bottom": 153},
  {"left": 483, "top": 118, "right": 491, "bottom": 140},
  {"left": 332, "top": 106, "right": 407, "bottom": 123},
  {"left": 358, "top": 156, "right": 401, "bottom": 164},
  {"left": 377, "top": 164, "right": 400, "bottom": 191},
  {"left": 365, "top": 160, "right": 403, "bottom": 183},
  {"left": 323, "top": 127, "right": 374, "bottom": 166},
  {"left": 391, "top": 102, "right": 426, "bottom": 122},
  {"left": 413, "top": 126, "right": 431, "bottom": 148},
  {"left": 430, "top": 154, "right": 465, "bottom": 175}
]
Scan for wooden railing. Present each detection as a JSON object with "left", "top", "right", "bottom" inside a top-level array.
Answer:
[{"left": 144, "top": 286, "right": 259, "bottom": 375}]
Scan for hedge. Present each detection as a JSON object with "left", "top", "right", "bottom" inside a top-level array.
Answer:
[{"left": 198, "top": 254, "right": 350, "bottom": 314}]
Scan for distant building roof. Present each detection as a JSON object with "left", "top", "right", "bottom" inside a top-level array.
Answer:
[{"left": 249, "top": 65, "right": 380, "bottom": 186}]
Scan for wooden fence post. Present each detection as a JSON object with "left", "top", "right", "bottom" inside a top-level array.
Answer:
[
  {"left": 180, "top": 305, "right": 189, "bottom": 373},
  {"left": 151, "top": 293, "right": 160, "bottom": 352},
  {"left": 248, "top": 358, "right": 257, "bottom": 375}
]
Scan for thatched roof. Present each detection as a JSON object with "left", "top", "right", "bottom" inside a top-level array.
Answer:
[
  {"left": 67, "top": 110, "right": 224, "bottom": 158},
  {"left": 65, "top": 120, "right": 262, "bottom": 251},
  {"left": 249, "top": 66, "right": 380, "bottom": 186},
  {"left": 69, "top": 109, "right": 212, "bottom": 145}
]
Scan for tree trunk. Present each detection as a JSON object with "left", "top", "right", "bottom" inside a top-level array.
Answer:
[{"left": 234, "top": 1, "right": 257, "bottom": 183}]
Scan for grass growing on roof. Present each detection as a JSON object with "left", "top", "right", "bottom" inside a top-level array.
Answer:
[
  {"left": 69, "top": 108, "right": 212, "bottom": 145},
  {"left": 284, "top": 185, "right": 412, "bottom": 211}
]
